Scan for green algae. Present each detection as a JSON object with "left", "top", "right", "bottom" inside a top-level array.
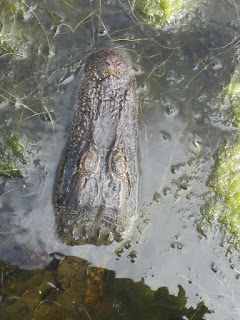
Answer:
[
  {"left": 0, "top": 130, "right": 26, "bottom": 178},
  {"left": 222, "top": 68, "right": 240, "bottom": 127},
  {"left": 200, "top": 65, "right": 240, "bottom": 241},
  {"left": 0, "top": 1, "right": 26, "bottom": 56},
  {"left": 203, "top": 134, "right": 240, "bottom": 239},
  {"left": 135, "top": 0, "right": 193, "bottom": 26}
]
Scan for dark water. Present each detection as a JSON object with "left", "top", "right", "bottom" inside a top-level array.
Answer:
[{"left": 1, "top": 0, "right": 240, "bottom": 319}]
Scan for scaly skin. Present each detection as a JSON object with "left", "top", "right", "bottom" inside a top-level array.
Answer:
[{"left": 54, "top": 49, "right": 138, "bottom": 245}]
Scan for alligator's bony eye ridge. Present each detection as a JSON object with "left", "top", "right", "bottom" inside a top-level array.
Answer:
[
  {"left": 80, "top": 145, "right": 99, "bottom": 175},
  {"left": 110, "top": 150, "right": 128, "bottom": 179}
]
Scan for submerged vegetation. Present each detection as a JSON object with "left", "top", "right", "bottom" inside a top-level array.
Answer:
[
  {"left": 0, "top": 130, "right": 26, "bottom": 178},
  {"left": 221, "top": 67, "right": 240, "bottom": 127},
  {"left": 134, "top": 0, "right": 193, "bottom": 26},
  {"left": 202, "top": 133, "right": 240, "bottom": 242},
  {"left": 200, "top": 65, "right": 240, "bottom": 244},
  {"left": 0, "top": 1, "right": 32, "bottom": 178},
  {"left": 0, "top": 255, "right": 211, "bottom": 320}
]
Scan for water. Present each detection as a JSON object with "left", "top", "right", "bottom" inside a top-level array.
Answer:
[{"left": 1, "top": 0, "right": 240, "bottom": 319}]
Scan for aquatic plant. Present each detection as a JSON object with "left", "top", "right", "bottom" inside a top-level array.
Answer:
[
  {"left": 222, "top": 67, "right": 240, "bottom": 127},
  {"left": 134, "top": 0, "right": 193, "bottom": 26},
  {"left": 198, "top": 62, "right": 240, "bottom": 243},
  {"left": 202, "top": 134, "right": 240, "bottom": 241},
  {"left": 0, "top": 130, "right": 26, "bottom": 178},
  {"left": 0, "top": 1, "right": 25, "bottom": 56}
]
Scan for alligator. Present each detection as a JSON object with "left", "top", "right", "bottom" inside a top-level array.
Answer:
[{"left": 54, "top": 49, "right": 138, "bottom": 245}]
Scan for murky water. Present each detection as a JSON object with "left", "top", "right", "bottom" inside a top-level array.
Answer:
[{"left": 1, "top": 0, "right": 240, "bottom": 319}]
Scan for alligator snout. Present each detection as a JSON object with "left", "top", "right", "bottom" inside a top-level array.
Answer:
[{"left": 59, "top": 206, "right": 130, "bottom": 245}]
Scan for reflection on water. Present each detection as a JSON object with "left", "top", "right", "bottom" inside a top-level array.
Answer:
[
  {"left": 0, "top": 254, "right": 210, "bottom": 320},
  {"left": 1, "top": 0, "right": 240, "bottom": 319}
]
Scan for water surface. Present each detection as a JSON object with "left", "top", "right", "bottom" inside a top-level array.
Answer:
[{"left": 1, "top": 0, "right": 240, "bottom": 319}]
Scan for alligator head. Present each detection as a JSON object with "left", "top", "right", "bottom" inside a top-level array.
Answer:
[{"left": 54, "top": 49, "right": 138, "bottom": 245}]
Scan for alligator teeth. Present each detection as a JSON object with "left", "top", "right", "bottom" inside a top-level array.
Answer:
[
  {"left": 84, "top": 225, "right": 89, "bottom": 239},
  {"left": 72, "top": 226, "right": 79, "bottom": 239},
  {"left": 63, "top": 227, "right": 69, "bottom": 234},
  {"left": 97, "top": 227, "right": 102, "bottom": 241},
  {"left": 107, "top": 231, "right": 114, "bottom": 242}
]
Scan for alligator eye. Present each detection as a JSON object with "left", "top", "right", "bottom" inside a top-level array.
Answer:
[
  {"left": 110, "top": 151, "right": 128, "bottom": 179},
  {"left": 80, "top": 145, "right": 99, "bottom": 175},
  {"left": 105, "top": 61, "right": 111, "bottom": 67}
]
